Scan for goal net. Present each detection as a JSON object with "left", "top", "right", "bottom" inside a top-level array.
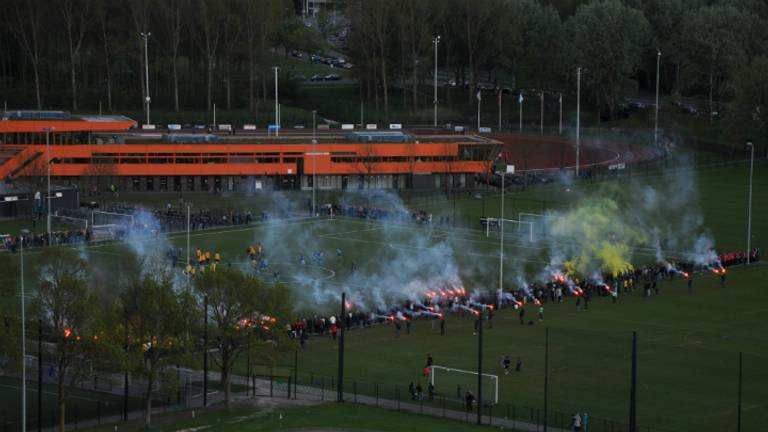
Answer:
[
  {"left": 51, "top": 213, "right": 88, "bottom": 230},
  {"left": 518, "top": 212, "right": 553, "bottom": 237},
  {"left": 91, "top": 210, "right": 134, "bottom": 229},
  {"left": 429, "top": 365, "right": 499, "bottom": 405},
  {"left": 484, "top": 217, "right": 534, "bottom": 242}
]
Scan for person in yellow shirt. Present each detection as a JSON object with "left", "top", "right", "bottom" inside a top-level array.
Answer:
[
  {"left": 214, "top": 252, "right": 221, "bottom": 263},
  {"left": 205, "top": 251, "right": 212, "bottom": 263}
]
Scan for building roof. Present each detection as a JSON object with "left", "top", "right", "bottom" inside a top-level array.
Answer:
[{"left": 0, "top": 111, "right": 136, "bottom": 134}]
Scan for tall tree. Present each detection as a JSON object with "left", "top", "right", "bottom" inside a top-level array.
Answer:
[
  {"left": 193, "top": 267, "right": 290, "bottom": 409},
  {"left": 567, "top": 0, "right": 650, "bottom": 119},
  {"left": 33, "top": 248, "right": 101, "bottom": 432},
  {"left": 120, "top": 262, "right": 190, "bottom": 427},
  {"left": 9, "top": 0, "right": 44, "bottom": 109},
  {"left": 161, "top": 0, "right": 186, "bottom": 112},
  {"left": 57, "top": 0, "right": 92, "bottom": 111},
  {"left": 677, "top": 4, "right": 755, "bottom": 119},
  {"left": 196, "top": 0, "right": 226, "bottom": 111}
]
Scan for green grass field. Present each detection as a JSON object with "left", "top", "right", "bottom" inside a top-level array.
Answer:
[
  {"left": 0, "top": 376, "right": 143, "bottom": 430},
  {"left": 1, "top": 161, "right": 766, "bottom": 431}
]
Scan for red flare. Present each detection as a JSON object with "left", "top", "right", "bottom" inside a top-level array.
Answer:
[
  {"left": 63, "top": 328, "right": 72, "bottom": 339},
  {"left": 683, "top": 272, "right": 690, "bottom": 278},
  {"left": 75, "top": 335, "right": 81, "bottom": 341},
  {"left": 534, "top": 299, "right": 542, "bottom": 306},
  {"left": 388, "top": 315, "right": 395, "bottom": 321},
  {"left": 437, "top": 313, "right": 443, "bottom": 318},
  {"left": 489, "top": 304, "right": 495, "bottom": 311},
  {"left": 92, "top": 335, "right": 99, "bottom": 341},
  {"left": 473, "top": 309, "right": 480, "bottom": 316}
]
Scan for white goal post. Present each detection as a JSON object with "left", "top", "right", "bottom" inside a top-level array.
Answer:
[
  {"left": 484, "top": 217, "right": 534, "bottom": 242},
  {"left": 429, "top": 365, "right": 499, "bottom": 404},
  {"left": 91, "top": 210, "right": 134, "bottom": 228}
]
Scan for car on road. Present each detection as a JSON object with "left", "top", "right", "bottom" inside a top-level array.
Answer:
[
  {"left": 309, "top": 74, "right": 323, "bottom": 81},
  {"left": 324, "top": 74, "right": 342, "bottom": 81}
]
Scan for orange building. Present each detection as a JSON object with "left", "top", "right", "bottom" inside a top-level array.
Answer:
[{"left": 1, "top": 111, "right": 498, "bottom": 193}]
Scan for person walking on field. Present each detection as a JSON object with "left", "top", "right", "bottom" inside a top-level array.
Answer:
[
  {"left": 519, "top": 306, "right": 525, "bottom": 325},
  {"left": 572, "top": 412, "right": 582, "bottom": 431}
]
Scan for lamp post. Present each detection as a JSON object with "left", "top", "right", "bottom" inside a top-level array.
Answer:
[
  {"left": 746, "top": 142, "right": 754, "bottom": 263},
  {"left": 654, "top": 50, "right": 661, "bottom": 147},
  {"left": 433, "top": 35, "right": 440, "bottom": 128},
  {"left": 559, "top": 93, "right": 563, "bottom": 135},
  {"left": 186, "top": 203, "right": 191, "bottom": 276},
  {"left": 273, "top": 66, "right": 280, "bottom": 137},
  {"left": 45, "top": 128, "right": 52, "bottom": 243},
  {"left": 140, "top": 32, "right": 151, "bottom": 125},
  {"left": 312, "top": 110, "right": 317, "bottom": 216},
  {"left": 576, "top": 67, "right": 582, "bottom": 176},
  {"left": 20, "top": 234, "right": 26, "bottom": 432},
  {"left": 540, "top": 92, "right": 544, "bottom": 133},
  {"left": 518, "top": 93, "right": 523, "bottom": 132}
]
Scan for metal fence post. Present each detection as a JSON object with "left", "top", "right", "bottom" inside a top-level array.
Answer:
[
  {"left": 375, "top": 383, "right": 379, "bottom": 407},
  {"left": 321, "top": 377, "right": 325, "bottom": 401},
  {"left": 353, "top": 381, "right": 357, "bottom": 403},
  {"left": 270, "top": 375, "right": 274, "bottom": 397},
  {"left": 288, "top": 377, "right": 292, "bottom": 399}
]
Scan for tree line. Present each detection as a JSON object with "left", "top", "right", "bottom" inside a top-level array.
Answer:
[
  {"left": 0, "top": 247, "right": 292, "bottom": 431},
  {"left": 348, "top": 0, "right": 768, "bottom": 122},
  {"left": 0, "top": 0, "right": 767, "bottom": 126}
]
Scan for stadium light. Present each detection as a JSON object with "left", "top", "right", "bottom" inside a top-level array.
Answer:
[
  {"left": 746, "top": 142, "right": 754, "bottom": 264},
  {"left": 312, "top": 110, "right": 317, "bottom": 216},
  {"left": 654, "top": 50, "right": 661, "bottom": 148},
  {"left": 140, "top": 32, "right": 151, "bottom": 126},
  {"left": 19, "top": 234, "right": 26, "bottom": 432},
  {"left": 45, "top": 127, "right": 54, "bottom": 244},
  {"left": 433, "top": 35, "right": 440, "bottom": 128},
  {"left": 576, "top": 67, "right": 582, "bottom": 177},
  {"left": 273, "top": 66, "right": 280, "bottom": 137}
]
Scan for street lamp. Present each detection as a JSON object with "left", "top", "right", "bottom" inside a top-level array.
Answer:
[
  {"left": 45, "top": 128, "right": 53, "bottom": 244},
  {"left": 19, "top": 233, "right": 26, "bottom": 432},
  {"left": 558, "top": 93, "right": 563, "bottom": 135},
  {"left": 433, "top": 35, "right": 440, "bottom": 128},
  {"left": 540, "top": 92, "right": 544, "bottom": 133},
  {"left": 654, "top": 50, "right": 661, "bottom": 147},
  {"left": 746, "top": 142, "right": 754, "bottom": 264},
  {"left": 576, "top": 67, "right": 582, "bottom": 177},
  {"left": 273, "top": 66, "right": 280, "bottom": 137},
  {"left": 140, "top": 32, "right": 151, "bottom": 126}
]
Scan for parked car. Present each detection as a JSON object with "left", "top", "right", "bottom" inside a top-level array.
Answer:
[
  {"left": 289, "top": 50, "right": 303, "bottom": 58},
  {"left": 309, "top": 74, "right": 323, "bottom": 81},
  {"left": 324, "top": 74, "right": 342, "bottom": 81}
]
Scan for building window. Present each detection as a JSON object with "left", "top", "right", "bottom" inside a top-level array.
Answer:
[
  {"left": 160, "top": 177, "right": 168, "bottom": 191},
  {"left": 173, "top": 177, "right": 181, "bottom": 191},
  {"left": 132, "top": 177, "right": 141, "bottom": 191},
  {"left": 146, "top": 177, "right": 154, "bottom": 191},
  {"left": 187, "top": 176, "right": 195, "bottom": 191}
]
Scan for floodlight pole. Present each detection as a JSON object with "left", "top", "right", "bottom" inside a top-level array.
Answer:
[
  {"left": 499, "top": 172, "right": 505, "bottom": 295},
  {"left": 337, "top": 292, "right": 346, "bottom": 402},
  {"left": 543, "top": 327, "right": 550, "bottom": 432},
  {"left": 20, "top": 234, "right": 26, "bottom": 432},
  {"left": 312, "top": 110, "right": 317, "bottom": 216},
  {"left": 519, "top": 94, "right": 523, "bottom": 132},
  {"left": 654, "top": 50, "right": 661, "bottom": 148},
  {"left": 558, "top": 93, "right": 563, "bottom": 135},
  {"left": 576, "top": 67, "right": 582, "bottom": 177},
  {"left": 746, "top": 142, "right": 754, "bottom": 264},
  {"left": 140, "top": 32, "right": 151, "bottom": 125},
  {"left": 203, "top": 294, "right": 209, "bottom": 407},
  {"left": 476, "top": 309, "right": 483, "bottom": 425},
  {"left": 540, "top": 92, "right": 544, "bottom": 133},
  {"left": 273, "top": 66, "right": 280, "bottom": 136},
  {"left": 433, "top": 35, "right": 440, "bottom": 128},
  {"left": 186, "top": 203, "right": 191, "bottom": 277},
  {"left": 45, "top": 128, "right": 52, "bottom": 243}
]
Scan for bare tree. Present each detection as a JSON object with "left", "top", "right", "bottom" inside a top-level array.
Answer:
[
  {"left": 197, "top": 0, "right": 225, "bottom": 111},
  {"left": 161, "top": 0, "right": 186, "bottom": 112},
  {"left": 58, "top": 0, "right": 92, "bottom": 111},
  {"left": 9, "top": 0, "right": 43, "bottom": 109}
]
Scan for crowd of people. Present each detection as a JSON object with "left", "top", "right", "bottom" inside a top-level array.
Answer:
[{"left": 324, "top": 203, "right": 454, "bottom": 226}]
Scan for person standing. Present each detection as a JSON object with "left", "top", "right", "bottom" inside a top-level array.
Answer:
[
  {"left": 582, "top": 412, "right": 589, "bottom": 431},
  {"left": 515, "top": 357, "right": 522, "bottom": 372},
  {"left": 502, "top": 355, "right": 511, "bottom": 375},
  {"left": 538, "top": 305, "right": 544, "bottom": 321},
  {"left": 572, "top": 412, "right": 582, "bottom": 431},
  {"left": 426, "top": 354, "right": 433, "bottom": 368},
  {"left": 519, "top": 306, "right": 525, "bottom": 325},
  {"left": 440, "top": 318, "right": 446, "bottom": 336}
]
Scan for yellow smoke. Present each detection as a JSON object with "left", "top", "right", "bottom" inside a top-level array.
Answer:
[{"left": 551, "top": 196, "right": 646, "bottom": 276}]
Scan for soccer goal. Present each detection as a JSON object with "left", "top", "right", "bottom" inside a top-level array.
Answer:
[
  {"left": 51, "top": 212, "right": 88, "bottom": 230},
  {"left": 484, "top": 217, "right": 534, "bottom": 242},
  {"left": 518, "top": 212, "right": 553, "bottom": 237},
  {"left": 91, "top": 210, "right": 134, "bottom": 228},
  {"left": 429, "top": 365, "right": 499, "bottom": 404}
]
